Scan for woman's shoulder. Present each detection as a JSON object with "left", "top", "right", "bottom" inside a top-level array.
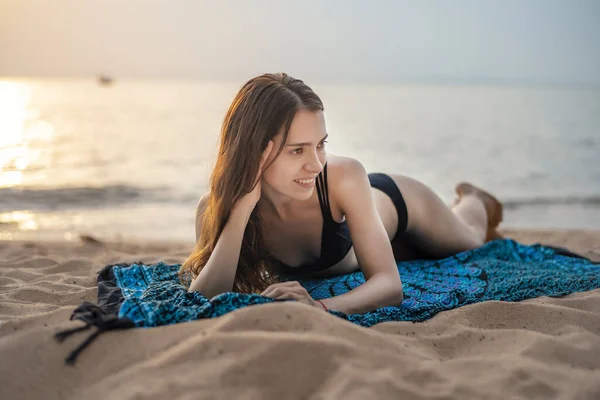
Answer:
[
  {"left": 324, "top": 155, "right": 369, "bottom": 211},
  {"left": 325, "top": 154, "right": 368, "bottom": 188}
]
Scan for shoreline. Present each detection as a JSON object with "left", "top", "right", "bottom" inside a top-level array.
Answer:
[{"left": 1, "top": 227, "right": 598, "bottom": 260}]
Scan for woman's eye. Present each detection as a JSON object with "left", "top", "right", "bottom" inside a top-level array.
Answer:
[{"left": 292, "top": 141, "right": 327, "bottom": 155}]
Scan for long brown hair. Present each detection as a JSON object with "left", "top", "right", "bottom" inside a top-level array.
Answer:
[{"left": 179, "top": 73, "right": 324, "bottom": 293}]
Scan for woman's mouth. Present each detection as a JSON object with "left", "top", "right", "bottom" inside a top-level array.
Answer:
[{"left": 294, "top": 178, "right": 315, "bottom": 188}]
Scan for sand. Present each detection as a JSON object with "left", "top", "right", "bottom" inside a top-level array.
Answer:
[{"left": 0, "top": 229, "right": 599, "bottom": 399}]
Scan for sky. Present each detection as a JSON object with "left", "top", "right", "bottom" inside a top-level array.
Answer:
[{"left": 1, "top": 0, "right": 599, "bottom": 84}]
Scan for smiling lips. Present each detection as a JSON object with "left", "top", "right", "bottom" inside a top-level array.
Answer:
[{"left": 294, "top": 177, "right": 315, "bottom": 184}]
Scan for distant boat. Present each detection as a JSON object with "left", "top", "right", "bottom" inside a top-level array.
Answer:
[{"left": 97, "top": 75, "right": 114, "bottom": 86}]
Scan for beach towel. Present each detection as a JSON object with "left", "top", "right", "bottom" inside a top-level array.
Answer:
[{"left": 56, "top": 239, "right": 600, "bottom": 365}]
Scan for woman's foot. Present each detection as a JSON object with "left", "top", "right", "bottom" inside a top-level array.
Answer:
[{"left": 453, "top": 182, "right": 504, "bottom": 242}]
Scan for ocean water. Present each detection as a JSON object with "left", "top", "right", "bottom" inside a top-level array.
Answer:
[{"left": 0, "top": 78, "right": 599, "bottom": 242}]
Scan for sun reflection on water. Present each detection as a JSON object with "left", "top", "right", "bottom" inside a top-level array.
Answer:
[
  {"left": 0, "top": 211, "right": 39, "bottom": 230},
  {"left": 0, "top": 81, "right": 56, "bottom": 239},
  {"left": 0, "top": 81, "right": 55, "bottom": 188}
]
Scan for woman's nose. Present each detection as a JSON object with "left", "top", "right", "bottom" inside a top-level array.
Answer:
[{"left": 306, "top": 152, "right": 324, "bottom": 173}]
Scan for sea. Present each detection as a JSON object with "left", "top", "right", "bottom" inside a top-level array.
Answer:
[{"left": 0, "top": 78, "right": 599, "bottom": 242}]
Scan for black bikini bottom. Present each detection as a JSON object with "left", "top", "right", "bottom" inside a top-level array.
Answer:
[{"left": 367, "top": 173, "right": 409, "bottom": 242}]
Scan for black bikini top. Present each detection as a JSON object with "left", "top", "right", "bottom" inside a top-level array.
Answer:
[{"left": 275, "top": 163, "right": 353, "bottom": 275}]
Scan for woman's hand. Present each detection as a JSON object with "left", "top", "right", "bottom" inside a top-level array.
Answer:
[
  {"left": 234, "top": 140, "right": 274, "bottom": 213},
  {"left": 260, "top": 281, "right": 326, "bottom": 310}
]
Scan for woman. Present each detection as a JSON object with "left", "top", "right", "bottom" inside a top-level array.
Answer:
[{"left": 180, "top": 73, "right": 503, "bottom": 315}]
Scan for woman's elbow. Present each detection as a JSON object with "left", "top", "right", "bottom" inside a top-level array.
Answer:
[
  {"left": 373, "top": 273, "right": 403, "bottom": 307},
  {"left": 388, "top": 280, "right": 404, "bottom": 306},
  {"left": 396, "top": 289, "right": 404, "bottom": 304},
  {"left": 187, "top": 276, "right": 230, "bottom": 298},
  {"left": 393, "top": 289, "right": 404, "bottom": 305}
]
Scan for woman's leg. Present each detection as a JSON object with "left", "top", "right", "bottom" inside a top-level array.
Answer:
[{"left": 388, "top": 175, "right": 503, "bottom": 259}]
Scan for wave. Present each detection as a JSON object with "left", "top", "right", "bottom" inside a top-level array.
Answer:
[
  {"left": 0, "top": 184, "right": 176, "bottom": 212},
  {"left": 503, "top": 194, "right": 600, "bottom": 209},
  {"left": 2, "top": 185, "right": 599, "bottom": 213}
]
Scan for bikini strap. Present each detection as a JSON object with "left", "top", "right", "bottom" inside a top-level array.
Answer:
[{"left": 315, "top": 163, "right": 333, "bottom": 221}]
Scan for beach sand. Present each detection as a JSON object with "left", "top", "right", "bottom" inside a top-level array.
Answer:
[{"left": 1, "top": 229, "right": 599, "bottom": 399}]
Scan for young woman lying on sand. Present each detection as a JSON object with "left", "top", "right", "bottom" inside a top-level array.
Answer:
[{"left": 180, "top": 73, "right": 504, "bottom": 315}]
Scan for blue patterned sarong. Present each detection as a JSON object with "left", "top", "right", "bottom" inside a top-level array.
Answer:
[
  {"left": 56, "top": 239, "right": 600, "bottom": 365},
  {"left": 116, "top": 239, "right": 599, "bottom": 328}
]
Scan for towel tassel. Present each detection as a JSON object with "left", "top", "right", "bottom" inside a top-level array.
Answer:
[{"left": 54, "top": 301, "right": 135, "bottom": 365}]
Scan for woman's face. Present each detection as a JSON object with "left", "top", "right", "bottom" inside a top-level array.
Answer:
[{"left": 262, "top": 109, "right": 328, "bottom": 201}]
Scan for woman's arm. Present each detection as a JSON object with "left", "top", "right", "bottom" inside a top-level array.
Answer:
[
  {"left": 189, "top": 140, "right": 274, "bottom": 297},
  {"left": 262, "top": 157, "right": 403, "bottom": 314},
  {"left": 320, "top": 157, "right": 403, "bottom": 314},
  {"left": 188, "top": 204, "right": 253, "bottom": 297},
  {"left": 195, "top": 194, "right": 210, "bottom": 243}
]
